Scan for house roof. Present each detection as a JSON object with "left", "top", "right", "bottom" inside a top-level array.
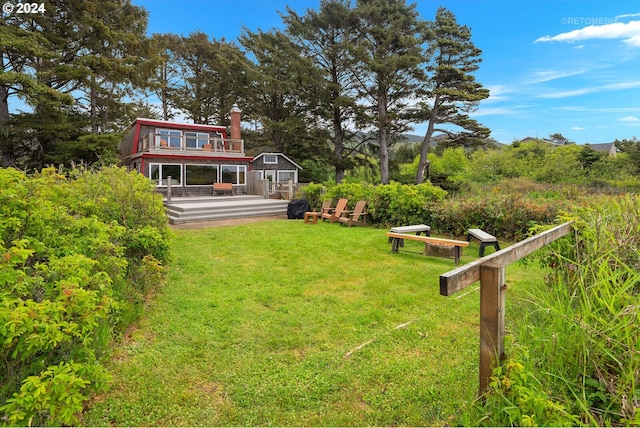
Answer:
[
  {"left": 129, "top": 118, "right": 226, "bottom": 133},
  {"left": 253, "top": 152, "right": 303, "bottom": 170},
  {"left": 587, "top": 142, "right": 616, "bottom": 154},
  {"left": 516, "top": 136, "right": 572, "bottom": 146}
]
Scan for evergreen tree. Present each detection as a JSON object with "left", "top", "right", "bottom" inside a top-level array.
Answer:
[
  {"left": 283, "top": 0, "right": 359, "bottom": 183},
  {"left": 240, "top": 28, "right": 322, "bottom": 160},
  {"left": 415, "top": 7, "right": 489, "bottom": 184},
  {"left": 350, "top": 0, "right": 428, "bottom": 184},
  {"left": 170, "top": 32, "right": 249, "bottom": 125},
  {"left": 614, "top": 137, "right": 640, "bottom": 176},
  {"left": 0, "top": 0, "right": 150, "bottom": 168},
  {"left": 149, "top": 33, "right": 182, "bottom": 121}
]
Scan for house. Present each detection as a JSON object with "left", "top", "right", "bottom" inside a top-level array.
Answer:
[
  {"left": 118, "top": 105, "right": 304, "bottom": 197},
  {"left": 515, "top": 136, "right": 572, "bottom": 146},
  {"left": 587, "top": 142, "right": 617, "bottom": 157},
  {"left": 252, "top": 152, "right": 302, "bottom": 184},
  {"left": 251, "top": 152, "right": 303, "bottom": 199},
  {"left": 118, "top": 105, "right": 254, "bottom": 197}
]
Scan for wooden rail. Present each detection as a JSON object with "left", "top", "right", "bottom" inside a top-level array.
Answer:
[{"left": 439, "top": 221, "right": 574, "bottom": 393}]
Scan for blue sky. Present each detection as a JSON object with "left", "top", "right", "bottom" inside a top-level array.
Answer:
[{"left": 133, "top": 0, "right": 640, "bottom": 145}]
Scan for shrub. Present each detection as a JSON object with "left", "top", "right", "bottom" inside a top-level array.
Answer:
[
  {"left": 298, "top": 182, "right": 326, "bottom": 210},
  {"left": 0, "top": 166, "right": 169, "bottom": 426},
  {"left": 323, "top": 181, "right": 447, "bottom": 226},
  {"left": 324, "top": 182, "right": 376, "bottom": 210},
  {"left": 429, "top": 194, "right": 560, "bottom": 240}
]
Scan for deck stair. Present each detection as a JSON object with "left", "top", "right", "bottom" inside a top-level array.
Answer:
[{"left": 165, "top": 195, "right": 290, "bottom": 224}]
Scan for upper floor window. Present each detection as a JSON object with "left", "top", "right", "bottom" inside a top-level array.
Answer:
[
  {"left": 185, "top": 131, "right": 209, "bottom": 149},
  {"left": 263, "top": 154, "right": 277, "bottom": 164},
  {"left": 156, "top": 129, "right": 182, "bottom": 148}
]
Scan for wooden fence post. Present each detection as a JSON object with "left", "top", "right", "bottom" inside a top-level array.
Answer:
[
  {"left": 479, "top": 263, "right": 506, "bottom": 392},
  {"left": 439, "top": 221, "right": 573, "bottom": 394}
]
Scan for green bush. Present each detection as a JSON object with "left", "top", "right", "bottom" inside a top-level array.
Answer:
[
  {"left": 324, "top": 182, "right": 376, "bottom": 210},
  {"left": 0, "top": 166, "right": 169, "bottom": 426},
  {"left": 298, "top": 182, "right": 326, "bottom": 210},
  {"left": 429, "top": 194, "right": 561, "bottom": 240},
  {"left": 323, "top": 181, "right": 447, "bottom": 226}
]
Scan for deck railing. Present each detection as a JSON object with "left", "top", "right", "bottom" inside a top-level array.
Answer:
[{"left": 141, "top": 133, "right": 244, "bottom": 154}]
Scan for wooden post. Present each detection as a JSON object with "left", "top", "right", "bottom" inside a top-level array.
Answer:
[
  {"left": 166, "top": 176, "right": 172, "bottom": 203},
  {"left": 479, "top": 263, "right": 506, "bottom": 392},
  {"left": 439, "top": 221, "right": 573, "bottom": 394}
]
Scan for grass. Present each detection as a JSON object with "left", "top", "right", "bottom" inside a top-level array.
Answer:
[{"left": 81, "top": 219, "right": 546, "bottom": 426}]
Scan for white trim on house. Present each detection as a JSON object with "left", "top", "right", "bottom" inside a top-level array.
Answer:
[
  {"left": 263, "top": 154, "right": 278, "bottom": 164},
  {"left": 277, "top": 170, "right": 298, "bottom": 183},
  {"left": 253, "top": 152, "right": 303, "bottom": 170},
  {"left": 149, "top": 163, "right": 183, "bottom": 187}
]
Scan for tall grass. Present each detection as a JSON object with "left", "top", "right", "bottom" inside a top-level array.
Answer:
[{"left": 460, "top": 195, "right": 640, "bottom": 426}]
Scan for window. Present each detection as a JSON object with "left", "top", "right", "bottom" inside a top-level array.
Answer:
[
  {"left": 185, "top": 164, "right": 218, "bottom": 185},
  {"left": 277, "top": 170, "right": 296, "bottom": 182},
  {"left": 149, "top": 163, "right": 182, "bottom": 186},
  {"left": 221, "top": 165, "right": 246, "bottom": 185},
  {"left": 185, "top": 131, "right": 209, "bottom": 149},
  {"left": 263, "top": 154, "right": 277, "bottom": 164},
  {"left": 156, "top": 129, "right": 182, "bottom": 148}
]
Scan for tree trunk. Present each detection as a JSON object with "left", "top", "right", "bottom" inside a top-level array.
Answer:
[
  {"left": 161, "top": 63, "right": 170, "bottom": 121},
  {"left": 0, "top": 53, "right": 16, "bottom": 168},
  {"left": 416, "top": 95, "right": 439, "bottom": 184},
  {"left": 90, "top": 76, "right": 98, "bottom": 134},
  {"left": 378, "top": 88, "right": 390, "bottom": 184},
  {"left": 334, "top": 111, "right": 345, "bottom": 183}
]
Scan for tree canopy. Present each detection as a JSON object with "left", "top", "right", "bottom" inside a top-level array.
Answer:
[{"left": 10, "top": 0, "right": 632, "bottom": 186}]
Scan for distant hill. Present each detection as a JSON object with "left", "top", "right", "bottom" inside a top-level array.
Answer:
[{"left": 398, "top": 134, "right": 424, "bottom": 143}]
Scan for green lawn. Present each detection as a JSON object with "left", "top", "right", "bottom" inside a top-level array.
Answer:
[{"left": 82, "top": 220, "right": 544, "bottom": 426}]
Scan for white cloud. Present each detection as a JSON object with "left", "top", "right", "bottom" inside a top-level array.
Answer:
[
  {"left": 524, "top": 68, "right": 588, "bottom": 84},
  {"left": 619, "top": 116, "right": 640, "bottom": 122},
  {"left": 484, "top": 85, "right": 511, "bottom": 102},
  {"left": 558, "top": 106, "right": 640, "bottom": 113},
  {"left": 572, "top": 126, "right": 586, "bottom": 130},
  {"left": 616, "top": 13, "right": 640, "bottom": 21},
  {"left": 538, "top": 80, "right": 640, "bottom": 99},
  {"left": 471, "top": 104, "right": 532, "bottom": 117},
  {"left": 535, "top": 20, "right": 640, "bottom": 47}
]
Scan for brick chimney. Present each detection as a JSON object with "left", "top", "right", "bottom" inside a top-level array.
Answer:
[{"left": 230, "top": 103, "right": 241, "bottom": 141}]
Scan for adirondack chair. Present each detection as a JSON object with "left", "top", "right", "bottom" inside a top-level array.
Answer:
[
  {"left": 321, "top": 198, "right": 349, "bottom": 223},
  {"left": 320, "top": 200, "right": 332, "bottom": 213},
  {"left": 339, "top": 200, "right": 369, "bottom": 227}
]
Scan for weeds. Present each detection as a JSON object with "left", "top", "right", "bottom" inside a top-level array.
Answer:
[{"left": 462, "top": 195, "right": 640, "bottom": 426}]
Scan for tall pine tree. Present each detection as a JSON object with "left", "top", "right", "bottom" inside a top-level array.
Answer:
[
  {"left": 283, "top": 0, "right": 359, "bottom": 183},
  {"left": 0, "top": 0, "right": 150, "bottom": 168},
  {"left": 350, "top": 0, "right": 428, "bottom": 184},
  {"left": 415, "top": 7, "right": 489, "bottom": 183}
]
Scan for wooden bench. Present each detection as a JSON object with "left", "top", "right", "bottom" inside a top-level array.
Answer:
[
  {"left": 388, "top": 224, "right": 431, "bottom": 244},
  {"left": 213, "top": 182, "right": 233, "bottom": 195},
  {"left": 467, "top": 228, "right": 500, "bottom": 257},
  {"left": 390, "top": 224, "right": 431, "bottom": 236},
  {"left": 386, "top": 232, "right": 470, "bottom": 264}
]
